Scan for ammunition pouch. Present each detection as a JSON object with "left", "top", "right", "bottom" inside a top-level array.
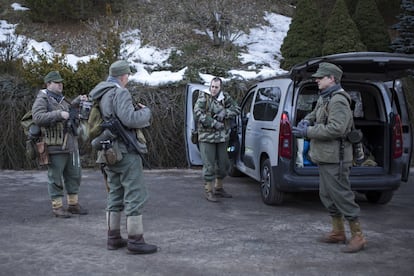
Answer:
[
  {"left": 346, "top": 129, "right": 363, "bottom": 144},
  {"left": 42, "top": 123, "right": 65, "bottom": 146},
  {"left": 36, "top": 141, "right": 50, "bottom": 165},
  {"left": 96, "top": 140, "right": 123, "bottom": 165}
]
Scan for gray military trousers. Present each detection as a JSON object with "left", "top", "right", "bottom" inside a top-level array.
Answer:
[
  {"left": 318, "top": 162, "right": 360, "bottom": 220},
  {"left": 47, "top": 153, "right": 81, "bottom": 199},
  {"left": 104, "top": 152, "right": 148, "bottom": 216}
]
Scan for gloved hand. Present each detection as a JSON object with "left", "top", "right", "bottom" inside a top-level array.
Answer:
[
  {"left": 292, "top": 125, "right": 307, "bottom": 137},
  {"left": 297, "top": 119, "right": 310, "bottom": 128},
  {"left": 214, "top": 109, "right": 226, "bottom": 122},
  {"left": 213, "top": 121, "right": 225, "bottom": 130}
]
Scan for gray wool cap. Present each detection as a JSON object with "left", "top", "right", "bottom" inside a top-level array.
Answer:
[
  {"left": 44, "top": 71, "right": 64, "bottom": 83},
  {"left": 312, "top": 62, "right": 343, "bottom": 80},
  {"left": 109, "top": 60, "right": 131, "bottom": 77}
]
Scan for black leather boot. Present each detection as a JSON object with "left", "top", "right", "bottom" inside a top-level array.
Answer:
[
  {"left": 127, "top": 235, "right": 157, "bottom": 254},
  {"left": 107, "top": 230, "right": 127, "bottom": 250}
]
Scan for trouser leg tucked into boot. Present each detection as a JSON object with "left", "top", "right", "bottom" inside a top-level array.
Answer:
[
  {"left": 52, "top": 197, "right": 71, "bottom": 218},
  {"left": 67, "top": 194, "right": 88, "bottom": 215},
  {"left": 213, "top": 178, "right": 232, "bottom": 198},
  {"left": 341, "top": 219, "right": 367, "bottom": 253},
  {"left": 318, "top": 216, "right": 346, "bottom": 243},
  {"left": 107, "top": 211, "right": 127, "bottom": 250},
  {"left": 204, "top": 181, "right": 218, "bottom": 202},
  {"left": 127, "top": 215, "right": 157, "bottom": 254}
]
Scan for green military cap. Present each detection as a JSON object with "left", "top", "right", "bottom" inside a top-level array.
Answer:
[
  {"left": 109, "top": 60, "right": 131, "bottom": 77},
  {"left": 44, "top": 71, "right": 64, "bottom": 83},
  {"left": 312, "top": 62, "right": 343, "bottom": 80}
]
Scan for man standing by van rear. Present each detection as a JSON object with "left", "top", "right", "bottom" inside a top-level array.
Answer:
[
  {"left": 194, "top": 77, "right": 240, "bottom": 202},
  {"left": 292, "top": 62, "right": 367, "bottom": 253}
]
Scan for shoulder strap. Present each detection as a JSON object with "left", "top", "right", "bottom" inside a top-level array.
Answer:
[
  {"left": 331, "top": 90, "right": 351, "bottom": 105},
  {"left": 40, "top": 89, "right": 53, "bottom": 112}
]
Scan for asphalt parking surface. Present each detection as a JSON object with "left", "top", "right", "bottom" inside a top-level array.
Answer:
[{"left": 0, "top": 168, "right": 413, "bottom": 276}]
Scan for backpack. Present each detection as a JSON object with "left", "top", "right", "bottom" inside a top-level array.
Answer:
[
  {"left": 86, "top": 101, "right": 104, "bottom": 141},
  {"left": 20, "top": 91, "right": 51, "bottom": 160},
  {"left": 20, "top": 110, "right": 41, "bottom": 160},
  {"left": 86, "top": 87, "right": 115, "bottom": 142}
]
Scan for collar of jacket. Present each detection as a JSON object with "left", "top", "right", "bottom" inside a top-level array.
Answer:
[
  {"left": 215, "top": 91, "right": 225, "bottom": 101},
  {"left": 46, "top": 90, "right": 64, "bottom": 103},
  {"left": 319, "top": 84, "right": 342, "bottom": 99},
  {"left": 106, "top": 76, "right": 122, "bottom": 88}
]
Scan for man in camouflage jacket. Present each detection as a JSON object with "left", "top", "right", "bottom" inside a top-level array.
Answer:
[{"left": 194, "top": 77, "right": 240, "bottom": 202}]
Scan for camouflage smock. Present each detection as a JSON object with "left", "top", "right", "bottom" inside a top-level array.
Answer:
[{"left": 194, "top": 90, "right": 240, "bottom": 143}]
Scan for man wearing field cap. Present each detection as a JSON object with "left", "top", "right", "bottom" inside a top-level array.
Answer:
[
  {"left": 292, "top": 62, "right": 367, "bottom": 253},
  {"left": 32, "top": 70, "right": 89, "bottom": 218},
  {"left": 89, "top": 60, "right": 157, "bottom": 254}
]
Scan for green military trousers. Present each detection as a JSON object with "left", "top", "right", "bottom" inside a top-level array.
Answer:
[
  {"left": 318, "top": 162, "right": 360, "bottom": 220},
  {"left": 47, "top": 152, "right": 81, "bottom": 199},
  {"left": 104, "top": 152, "right": 148, "bottom": 216},
  {"left": 199, "top": 141, "right": 229, "bottom": 182}
]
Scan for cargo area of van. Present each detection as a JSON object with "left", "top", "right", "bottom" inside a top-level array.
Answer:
[{"left": 294, "top": 81, "right": 395, "bottom": 171}]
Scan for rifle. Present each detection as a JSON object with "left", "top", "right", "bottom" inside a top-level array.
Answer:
[
  {"left": 67, "top": 106, "right": 80, "bottom": 135},
  {"left": 101, "top": 116, "right": 151, "bottom": 169},
  {"left": 62, "top": 106, "right": 80, "bottom": 150}
]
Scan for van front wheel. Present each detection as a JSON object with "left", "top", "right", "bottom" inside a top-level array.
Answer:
[
  {"left": 365, "top": 190, "right": 394, "bottom": 204},
  {"left": 260, "top": 158, "right": 284, "bottom": 205}
]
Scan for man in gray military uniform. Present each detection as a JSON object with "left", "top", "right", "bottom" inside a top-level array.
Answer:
[
  {"left": 89, "top": 60, "right": 157, "bottom": 254},
  {"left": 292, "top": 62, "right": 367, "bottom": 253},
  {"left": 32, "top": 71, "right": 88, "bottom": 218}
]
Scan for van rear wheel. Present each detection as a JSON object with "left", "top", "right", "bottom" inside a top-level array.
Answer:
[
  {"left": 365, "top": 190, "right": 394, "bottom": 204},
  {"left": 260, "top": 158, "right": 284, "bottom": 205}
]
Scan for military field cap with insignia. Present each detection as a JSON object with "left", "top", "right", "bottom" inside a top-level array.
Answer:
[
  {"left": 312, "top": 62, "right": 343, "bottom": 80},
  {"left": 109, "top": 60, "right": 131, "bottom": 77},
  {"left": 44, "top": 71, "right": 64, "bottom": 83}
]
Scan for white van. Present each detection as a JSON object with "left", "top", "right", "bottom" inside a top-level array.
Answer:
[{"left": 185, "top": 52, "right": 414, "bottom": 205}]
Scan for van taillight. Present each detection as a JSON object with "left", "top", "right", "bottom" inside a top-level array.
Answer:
[
  {"left": 392, "top": 114, "right": 403, "bottom": 159},
  {"left": 279, "top": 113, "right": 292, "bottom": 158}
]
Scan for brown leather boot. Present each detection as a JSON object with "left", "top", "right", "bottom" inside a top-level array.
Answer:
[
  {"left": 319, "top": 230, "right": 346, "bottom": 243},
  {"left": 67, "top": 204, "right": 88, "bottom": 215},
  {"left": 341, "top": 220, "right": 367, "bottom": 253},
  {"left": 204, "top": 181, "right": 218, "bottom": 202},
  {"left": 214, "top": 188, "right": 233, "bottom": 198},
  {"left": 126, "top": 215, "right": 157, "bottom": 254},
  {"left": 107, "top": 212, "right": 126, "bottom": 250},
  {"left": 67, "top": 194, "right": 88, "bottom": 215},
  {"left": 318, "top": 216, "right": 346, "bottom": 243},
  {"left": 107, "top": 230, "right": 127, "bottom": 250},
  {"left": 52, "top": 197, "right": 71, "bottom": 218},
  {"left": 127, "top": 235, "right": 157, "bottom": 254},
  {"left": 53, "top": 206, "right": 71, "bottom": 218},
  {"left": 214, "top": 179, "right": 232, "bottom": 198}
]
